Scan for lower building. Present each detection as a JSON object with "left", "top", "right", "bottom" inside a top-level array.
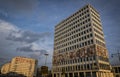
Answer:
[
  {"left": 10, "top": 57, "right": 38, "bottom": 77},
  {"left": 1, "top": 56, "right": 38, "bottom": 77},
  {"left": 112, "top": 65, "right": 120, "bottom": 77}
]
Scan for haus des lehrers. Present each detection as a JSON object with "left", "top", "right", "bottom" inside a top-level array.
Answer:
[{"left": 52, "top": 4, "right": 114, "bottom": 77}]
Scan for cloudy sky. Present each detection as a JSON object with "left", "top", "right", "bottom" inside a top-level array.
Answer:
[{"left": 0, "top": 0, "right": 120, "bottom": 68}]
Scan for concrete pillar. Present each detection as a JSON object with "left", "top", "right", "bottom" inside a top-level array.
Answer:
[
  {"left": 61, "top": 73, "right": 65, "bottom": 77},
  {"left": 96, "top": 72, "right": 99, "bottom": 77},
  {"left": 67, "top": 73, "right": 69, "bottom": 77},
  {"left": 58, "top": 73, "right": 60, "bottom": 77},
  {"left": 73, "top": 72, "right": 74, "bottom": 77},
  {"left": 98, "top": 72, "right": 101, "bottom": 77},
  {"left": 91, "top": 72, "right": 92, "bottom": 77},
  {"left": 108, "top": 73, "right": 110, "bottom": 77},
  {"left": 52, "top": 73, "right": 54, "bottom": 77},
  {"left": 78, "top": 72, "right": 80, "bottom": 77},
  {"left": 102, "top": 72, "right": 105, "bottom": 77},
  {"left": 101, "top": 72, "right": 103, "bottom": 77},
  {"left": 106, "top": 72, "right": 108, "bottom": 77},
  {"left": 104, "top": 72, "right": 106, "bottom": 77},
  {"left": 56, "top": 73, "right": 58, "bottom": 77},
  {"left": 59, "top": 73, "right": 61, "bottom": 77},
  {"left": 100, "top": 72, "right": 102, "bottom": 77},
  {"left": 57, "top": 73, "right": 58, "bottom": 77},
  {"left": 105, "top": 72, "right": 107, "bottom": 77},
  {"left": 84, "top": 72, "right": 86, "bottom": 77}
]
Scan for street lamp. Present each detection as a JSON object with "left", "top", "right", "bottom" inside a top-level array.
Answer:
[
  {"left": 44, "top": 53, "right": 49, "bottom": 66},
  {"left": 111, "top": 50, "right": 120, "bottom": 61}
]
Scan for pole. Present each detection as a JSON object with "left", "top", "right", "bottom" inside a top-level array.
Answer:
[
  {"left": 44, "top": 53, "right": 49, "bottom": 66},
  {"left": 43, "top": 53, "right": 48, "bottom": 77}
]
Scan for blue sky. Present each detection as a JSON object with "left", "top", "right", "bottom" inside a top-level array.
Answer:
[{"left": 0, "top": 0, "right": 120, "bottom": 67}]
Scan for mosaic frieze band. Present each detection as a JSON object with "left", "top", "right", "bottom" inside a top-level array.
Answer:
[{"left": 53, "top": 44, "right": 108, "bottom": 65}]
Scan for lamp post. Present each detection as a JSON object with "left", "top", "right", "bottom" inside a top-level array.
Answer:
[
  {"left": 111, "top": 50, "right": 120, "bottom": 61},
  {"left": 42, "top": 53, "right": 49, "bottom": 77},
  {"left": 44, "top": 53, "right": 49, "bottom": 66}
]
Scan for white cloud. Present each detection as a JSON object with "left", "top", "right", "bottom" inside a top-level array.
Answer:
[
  {"left": 0, "top": 20, "right": 18, "bottom": 32},
  {"left": 0, "top": 19, "right": 53, "bottom": 67}
]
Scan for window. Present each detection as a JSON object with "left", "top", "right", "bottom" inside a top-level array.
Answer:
[
  {"left": 84, "top": 31, "right": 86, "bottom": 34},
  {"left": 82, "top": 43, "right": 84, "bottom": 46},
  {"left": 82, "top": 37, "right": 84, "bottom": 40},
  {"left": 78, "top": 65, "right": 80, "bottom": 70},
  {"left": 88, "top": 40, "right": 90, "bottom": 45},
  {"left": 87, "top": 64, "right": 90, "bottom": 70},
  {"left": 86, "top": 57, "right": 88, "bottom": 61},
  {"left": 90, "top": 34, "right": 93, "bottom": 37},
  {"left": 118, "top": 67, "right": 120, "bottom": 73},
  {"left": 91, "top": 39, "right": 93, "bottom": 44},
  {"left": 89, "top": 28, "right": 92, "bottom": 31},
  {"left": 87, "top": 35, "right": 89, "bottom": 38},
  {"left": 84, "top": 36, "right": 86, "bottom": 39},
  {"left": 79, "top": 38, "right": 81, "bottom": 41}
]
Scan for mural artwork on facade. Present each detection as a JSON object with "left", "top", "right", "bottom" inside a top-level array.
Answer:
[{"left": 53, "top": 45, "right": 97, "bottom": 65}]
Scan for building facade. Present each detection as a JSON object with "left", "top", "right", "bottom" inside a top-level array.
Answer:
[
  {"left": 52, "top": 4, "right": 114, "bottom": 77},
  {"left": 9, "top": 57, "right": 38, "bottom": 77},
  {"left": 112, "top": 65, "right": 120, "bottom": 77},
  {"left": 1, "top": 57, "right": 38, "bottom": 77}
]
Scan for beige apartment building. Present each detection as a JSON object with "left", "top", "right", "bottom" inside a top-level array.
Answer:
[
  {"left": 52, "top": 4, "right": 114, "bottom": 77},
  {"left": 10, "top": 56, "right": 38, "bottom": 77},
  {"left": 1, "top": 56, "right": 38, "bottom": 77}
]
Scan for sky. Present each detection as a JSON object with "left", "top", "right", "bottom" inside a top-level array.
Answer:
[{"left": 0, "top": 0, "right": 120, "bottom": 68}]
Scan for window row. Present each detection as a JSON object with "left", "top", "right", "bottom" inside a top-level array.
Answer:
[
  {"left": 91, "top": 13, "right": 100, "bottom": 23},
  {"left": 113, "top": 67, "right": 120, "bottom": 73},
  {"left": 99, "top": 63, "right": 110, "bottom": 70},
  {"left": 94, "top": 28, "right": 103, "bottom": 36},
  {"left": 55, "top": 28, "right": 92, "bottom": 45},
  {"left": 93, "top": 23, "right": 102, "bottom": 31},
  {"left": 53, "top": 63, "right": 97, "bottom": 72},
  {"left": 55, "top": 6, "right": 89, "bottom": 31},
  {"left": 55, "top": 23, "right": 91, "bottom": 42},
  {"left": 56, "top": 39, "right": 94, "bottom": 52},
  {"left": 55, "top": 33, "right": 93, "bottom": 50},
  {"left": 95, "top": 33, "right": 104, "bottom": 41},
  {"left": 65, "top": 11, "right": 90, "bottom": 26},
  {"left": 98, "top": 56, "right": 109, "bottom": 62},
  {"left": 55, "top": 17, "right": 91, "bottom": 37},
  {"left": 92, "top": 18, "right": 101, "bottom": 27},
  {"left": 90, "top": 6, "right": 99, "bottom": 18},
  {"left": 56, "top": 33, "right": 93, "bottom": 48},
  {"left": 58, "top": 56, "right": 96, "bottom": 65},
  {"left": 96, "top": 39, "right": 105, "bottom": 47}
]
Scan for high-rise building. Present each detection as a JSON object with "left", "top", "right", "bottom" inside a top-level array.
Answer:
[{"left": 52, "top": 4, "right": 114, "bottom": 77}]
